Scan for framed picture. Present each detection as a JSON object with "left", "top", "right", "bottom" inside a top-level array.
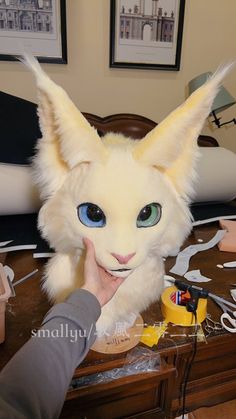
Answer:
[
  {"left": 110, "top": 0, "right": 185, "bottom": 71},
  {"left": 0, "top": 0, "right": 67, "bottom": 64}
]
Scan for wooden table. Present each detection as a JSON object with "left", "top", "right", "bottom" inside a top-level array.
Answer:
[{"left": 1, "top": 223, "right": 236, "bottom": 418}]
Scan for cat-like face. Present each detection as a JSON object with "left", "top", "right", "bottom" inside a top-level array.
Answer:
[
  {"left": 38, "top": 133, "right": 191, "bottom": 277},
  {"left": 23, "top": 55, "right": 231, "bottom": 277}
]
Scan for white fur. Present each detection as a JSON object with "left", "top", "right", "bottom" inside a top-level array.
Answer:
[{"left": 21, "top": 54, "right": 233, "bottom": 335}]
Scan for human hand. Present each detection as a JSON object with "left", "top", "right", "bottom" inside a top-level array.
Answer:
[{"left": 81, "top": 238, "right": 125, "bottom": 307}]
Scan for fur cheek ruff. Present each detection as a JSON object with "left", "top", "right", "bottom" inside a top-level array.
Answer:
[{"left": 22, "top": 54, "right": 233, "bottom": 334}]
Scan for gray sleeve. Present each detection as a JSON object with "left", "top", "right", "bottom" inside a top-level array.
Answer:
[{"left": 0, "top": 289, "right": 101, "bottom": 419}]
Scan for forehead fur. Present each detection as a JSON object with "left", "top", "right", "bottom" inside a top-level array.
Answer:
[{"left": 68, "top": 132, "right": 176, "bottom": 211}]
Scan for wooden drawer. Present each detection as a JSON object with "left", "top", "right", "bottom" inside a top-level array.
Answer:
[{"left": 60, "top": 363, "right": 176, "bottom": 419}]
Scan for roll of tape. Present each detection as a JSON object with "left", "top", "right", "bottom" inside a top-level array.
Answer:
[{"left": 161, "top": 286, "right": 207, "bottom": 326}]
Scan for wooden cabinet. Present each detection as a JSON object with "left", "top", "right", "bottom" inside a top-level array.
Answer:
[
  {"left": 59, "top": 332, "right": 236, "bottom": 418},
  {"left": 61, "top": 363, "right": 176, "bottom": 419},
  {"left": 180, "top": 334, "right": 236, "bottom": 413},
  {"left": 1, "top": 223, "right": 236, "bottom": 418}
]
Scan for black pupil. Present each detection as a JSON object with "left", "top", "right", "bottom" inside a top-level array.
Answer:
[
  {"left": 139, "top": 206, "right": 151, "bottom": 221},
  {"left": 87, "top": 205, "right": 103, "bottom": 222}
]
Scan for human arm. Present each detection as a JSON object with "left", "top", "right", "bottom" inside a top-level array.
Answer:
[
  {"left": 0, "top": 239, "right": 124, "bottom": 419},
  {"left": 0, "top": 289, "right": 101, "bottom": 419}
]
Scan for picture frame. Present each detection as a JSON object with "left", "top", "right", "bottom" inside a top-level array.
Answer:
[
  {"left": 110, "top": 0, "right": 185, "bottom": 71},
  {"left": 0, "top": 0, "right": 67, "bottom": 64}
]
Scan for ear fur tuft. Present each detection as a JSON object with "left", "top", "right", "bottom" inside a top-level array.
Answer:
[
  {"left": 20, "top": 54, "right": 107, "bottom": 199},
  {"left": 133, "top": 63, "right": 234, "bottom": 201}
]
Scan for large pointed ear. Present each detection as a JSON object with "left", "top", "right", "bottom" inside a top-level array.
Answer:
[
  {"left": 133, "top": 65, "right": 234, "bottom": 201},
  {"left": 21, "top": 54, "right": 107, "bottom": 199}
]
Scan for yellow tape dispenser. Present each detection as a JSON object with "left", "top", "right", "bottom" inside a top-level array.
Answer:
[{"left": 161, "top": 283, "right": 207, "bottom": 326}]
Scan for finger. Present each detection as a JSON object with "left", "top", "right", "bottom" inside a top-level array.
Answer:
[
  {"left": 83, "top": 237, "right": 93, "bottom": 251},
  {"left": 83, "top": 239, "right": 99, "bottom": 275},
  {"left": 83, "top": 237, "right": 95, "bottom": 260}
]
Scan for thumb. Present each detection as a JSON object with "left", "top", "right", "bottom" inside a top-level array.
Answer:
[{"left": 83, "top": 237, "right": 96, "bottom": 264}]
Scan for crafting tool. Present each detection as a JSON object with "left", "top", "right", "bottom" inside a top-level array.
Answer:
[
  {"left": 161, "top": 286, "right": 207, "bottom": 326},
  {"left": 230, "top": 289, "right": 236, "bottom": 302},
  {"left": 168, "top": 278, "right": 236, "bottom": 309},
  {"left": 212, "top": 298, "right": 236, "bottom": 333},
  {"left": 167, "top": 279, "right": 208, "bottom": 312},
  {"left": 204, "top": 314, "right": 223, "bottom": 337},
  {"left": 168, "top": 279, "right": 236, "bottom": 333}
]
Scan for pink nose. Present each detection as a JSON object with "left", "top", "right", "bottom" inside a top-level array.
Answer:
[{"left": 111, "top": 252, "right": 136, "bottom": 264}]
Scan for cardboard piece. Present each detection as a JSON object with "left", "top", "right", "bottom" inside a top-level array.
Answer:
[{"left": 91, "top": 315, "right": 144, "bottom": 354}]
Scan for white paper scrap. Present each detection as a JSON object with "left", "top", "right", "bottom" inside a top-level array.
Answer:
[
  {"left": 192, "top": 214, "right": 236, "bottom": 227},
  {"left": 3, "top": 265, "right": 14, "bottom": 282},
  {"left": 33, "top": 252, "right": 54, "bottom": 259},
  {"left": 184, "top": 269, "right": 212, "bottom": 283},
  {"left": 0, "top": 240, "right": 13, "bottom": 247},
  {"left": 223, "top": 261, "right": 236, "bottom": 268},
  {"left": 164, "top": 274, "right": 176, "bottom": 288},
  {"left": 169, "top": 230, "right": 225, "bottom": 276},
  {"left": 0, "top": 244, "right": 37, "bottom": 253}
]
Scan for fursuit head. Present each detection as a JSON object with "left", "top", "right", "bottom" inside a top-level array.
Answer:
[{"left": 22, "top": 55, "right": 231, "bottom": 335}]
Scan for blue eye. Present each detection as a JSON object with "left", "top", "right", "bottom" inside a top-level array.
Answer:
[
  {"left": 137, "top": 203, "right": 162, "bottom": 228},
  {"left": 77, "top": 203, "right": 106, "bottom": 228}
]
